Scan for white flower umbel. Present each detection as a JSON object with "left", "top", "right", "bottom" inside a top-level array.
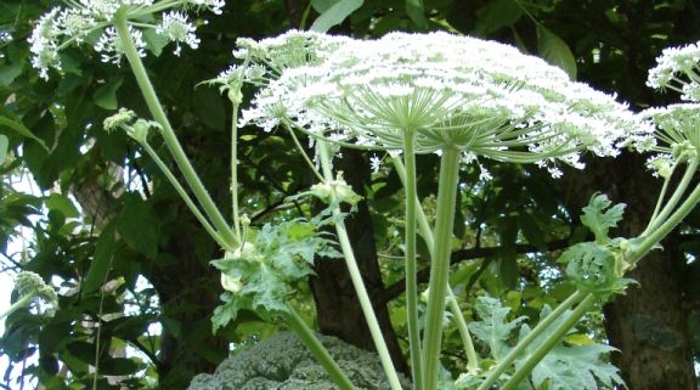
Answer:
[
  {"left": 156, "top": 11, "right": 201, "bottom": 56},
  {"left": 237, "top": 30, "right": 652, "bottom": 175},
  {"left": 232, "top": 30, "right": 656, "bottom": 390},
  {"left": 29, "top": 0, "right": 225, "bottom": 79},
  {"left": 647, "top": 41, "right": 700, "bottom": 101},
  {"left": 640, "top": 104, "right": 700, "bottom": 168}
]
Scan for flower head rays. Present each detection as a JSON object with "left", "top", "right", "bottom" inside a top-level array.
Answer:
[{"left": 237, "top": 31, "right": 651, "bottom": 176}]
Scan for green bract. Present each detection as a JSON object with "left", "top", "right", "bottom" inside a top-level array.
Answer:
[{"left": 236, "top": 30, "right": 653, "bottom": 177}]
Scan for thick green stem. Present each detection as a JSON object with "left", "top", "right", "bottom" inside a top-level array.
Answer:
[
  {"left": 422, "top": 147, "right": 461, "bottom": 390},
  {"left": 285, "top": 308, "right": 357, "bottom": 390},
  {"left": 392, "top": 156, "right": 480, "bottom": 377},
  {"left": 113, "top": 15, "right": 238, "bottom": 251},
  {"left": 317, "top": 142, "right": 403, "bottom": 390},
  {"left": 475, "top": 290, "right": 588, "bottom": 390},
  {"left": 500, "top": 294, "right": 596, "bottom": 390},
  {"left": 403, "top": 131, "right": 424, "bottom": 390}
]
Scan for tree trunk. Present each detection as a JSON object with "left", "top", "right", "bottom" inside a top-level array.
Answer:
[
  {"left": 310, "top": 149, "right": 409, "bottom": 375},
  {"left": 564, "top": 154, "right": 696, "bottom": 389}
]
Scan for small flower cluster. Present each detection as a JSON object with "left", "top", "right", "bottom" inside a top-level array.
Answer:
[
  {"left": 29, "top": 0, "right": 225, "bottom": 80},
  {"left": 642, "top": 41, "right": 700, "bottom": 174},
  {"left": 232, "top": 30, "right": 652, "bottom": 178}
]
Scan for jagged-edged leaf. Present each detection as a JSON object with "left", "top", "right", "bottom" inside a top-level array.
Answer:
[
  {"left": 469, "top": 296, "right": 526, "bottom": 360},
  {"left": 580, "top": 194, "right": 626, "bottom": 243}
]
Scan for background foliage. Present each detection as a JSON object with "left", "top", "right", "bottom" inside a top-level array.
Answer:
[{"left": 0, "top": 0, "right": 698, "bottom": 389}]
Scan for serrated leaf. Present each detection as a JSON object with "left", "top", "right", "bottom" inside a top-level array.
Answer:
[
  {"left": 580, "top": 194, "right": 626, "bottom": 243},
  {"left": 310, "top": 0, "right": 364, "bottom": 32},
  {"left": 537, "top": 25, "right": 577, "bottom": 80},
  {"left": 470, "top": 296, "right": 526, "bottom": 360},
  {"left": 515, "top": 306, "right": 625, "bottom": 390}
]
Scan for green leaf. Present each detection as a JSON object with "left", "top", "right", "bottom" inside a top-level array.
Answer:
[
  {"left": 117, "top": 193, "right": 160, "bottom": 258},
  {"left": 193, "top": 87, "right": 226, "bottom": 130},
  {"left": 310, "top": 0, "right": 364, "bottom": 32},
  {"left": 211, "top": 220, "right": 340, "bottom": 327},
  {"left": 93, "top": 77, "right": 123, "bottom": 110},
  {"left": 537, "top": 25, "right": 577, "bottom": 80},
  {"left": 0, "top": 116, "right": 49, "bottom": 152},
  {"left": 0, "top": 61, "right": 23, "bottom": 86},
  {"left": 45, "top": 193, "right": 80, "bottom": 218},
  {"left": 580, "top": 193, "right": 625, "bottom": 243},
  {"left": 475, "top": 0, "right": 523, "bottom": 36},
  {"left": 469, "top": 296, "right": 526, "bottom": 360},
  {"left": 515, "top": 306, "right": 624, "bottom": 390},
  {"left": 83, "top": 223, "right": 117, "bottom": 294},
  {"left": 405, "top": 0, "right": 428, "bottom": 29}
]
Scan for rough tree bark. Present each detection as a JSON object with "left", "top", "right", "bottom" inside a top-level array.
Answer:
[{"left": 564, "top": 153, "right": 696, "bottom": 389}]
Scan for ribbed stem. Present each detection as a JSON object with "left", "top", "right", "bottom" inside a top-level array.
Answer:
[{"left": 422, "top": 147, "right": 461, "bottom": 390}]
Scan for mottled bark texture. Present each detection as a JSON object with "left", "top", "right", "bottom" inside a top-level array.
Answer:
[
  {"left": 564, "top": 153, "right": 696, "bottom": 389},
  {"left": 310, "top": 149, "right": 409, "bottom": 375}
]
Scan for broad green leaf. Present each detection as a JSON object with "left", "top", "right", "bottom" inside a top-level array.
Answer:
[
  {"left": 93, "top": 77, "right": 123, "bottom": 110},
  {"left": 311, "top": 0, "right": 336, "bottom": 12},
  {"left": 537, "top": 25, "right": 577, "bottom": 80},
  {"left": 475, "top": 0, "right": 523, "bottom": 36},
  {"left": 0, "top": 62, "right": 23, "bottom": 86},
  {"left": 142, "top": 28, "right": 170, "bottom": 57},
  {"left": 310, "top": 0, "right": 364, "bottom": 32},
  {"left": 405, "top": 0, "right": 428, "bottom": 29},
  {"left": 117, "top": 193, "right": 160, "bottom": 258},
  {"left": 0, "top": 116, "right": 49, "bottom": 152},
  {"left": 580, "top": 193, "right": 625, "bottom": 243},
  {"left": 45, "top": 193, "right": 79, "bottom": 218},
  {"left": 83, "top": 223, "right": 117, "bottom": 294}
]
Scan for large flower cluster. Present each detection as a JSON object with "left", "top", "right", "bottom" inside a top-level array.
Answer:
[
  {"left": 29, "top": 0, "right": 225, "bottom": 80},
  {"left": 641, "top": 41, "right": 700, "bottom": 173},
  {"left": 233, "top": 30, "right": 652, "bottom": 177}
]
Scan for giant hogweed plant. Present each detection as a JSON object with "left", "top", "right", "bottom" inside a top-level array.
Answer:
[{"left": 27, "top": 1, "right": 700, "bottom": 389}]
